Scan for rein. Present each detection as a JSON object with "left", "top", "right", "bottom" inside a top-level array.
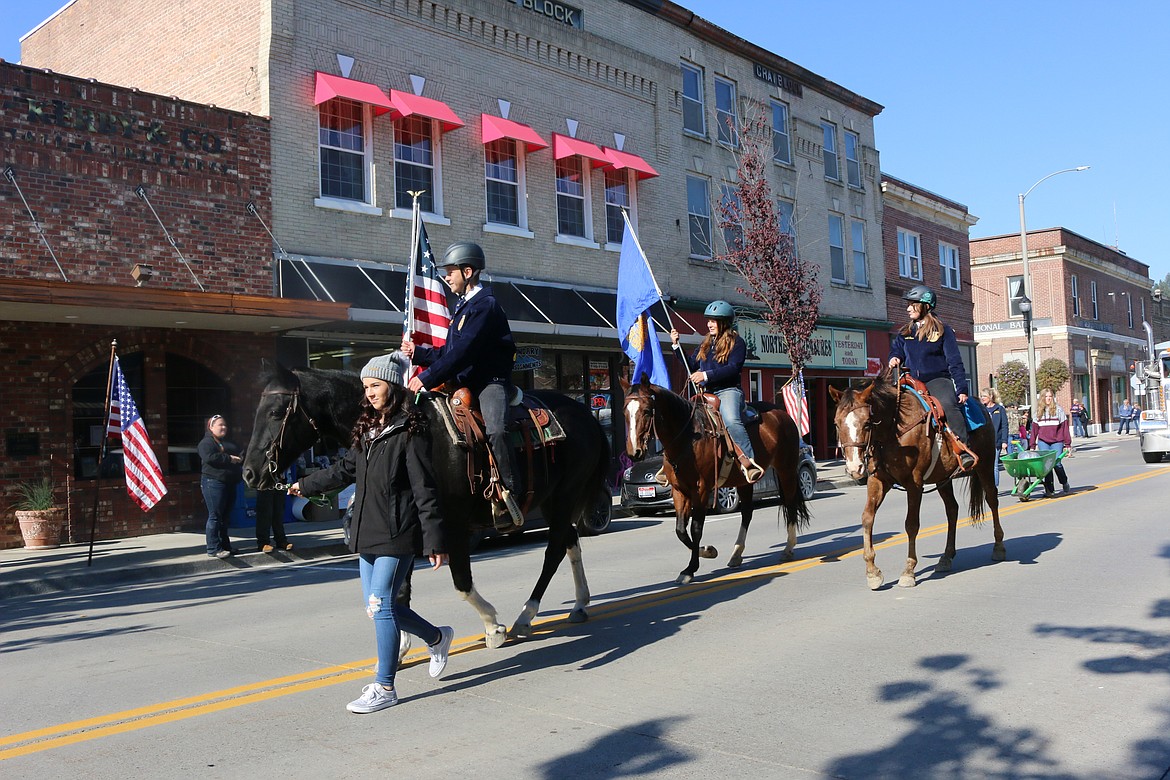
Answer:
[{"left": 259, "top": 388, "right": 329, "bottom": 505}]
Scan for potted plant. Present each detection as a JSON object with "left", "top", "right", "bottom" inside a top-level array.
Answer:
[{"left": 13, "top": 477, "right": 65, "bottom": 549}]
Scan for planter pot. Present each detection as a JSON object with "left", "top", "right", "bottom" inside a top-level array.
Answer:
[{"left": 15, "top": 508, "right": 65, "bottom": 550}]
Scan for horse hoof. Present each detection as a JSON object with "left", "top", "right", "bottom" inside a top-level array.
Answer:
[
  {"left": 676, "top": 572, "right": 694, "bottom": 585},
  {"left": 485, "top": 625, "right": 508, "bottom": 649},
  {"left": 568, "top": 608, "right": 588, "bottom": 624},
  {"left": 992, "top": 545, "right": 1007, "bottom": 562},
  {"left": 936, "top": 557, "right": 953, "bottom": 573},
  {"left": 727, "top": 553, "right": 743, "bottom": 568},
  {"left": 700, "top": 546, "right": 718, "bottom": 559},
  {"left": 781, "top": 549, "right": 795, "bottom": 563},
  {"left": 898, "top": 574, "right": 917, "bottom": 588},
  {"left": 867, "top": 573, "right": 884, "bottom": 590}
]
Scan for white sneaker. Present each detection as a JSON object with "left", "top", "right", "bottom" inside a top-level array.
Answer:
[
  {"left": 428, "top": 626, "right": 455, "bottom": 678},
  {"left": 346, "top": 682, "right": 397, "bottom": 714}
]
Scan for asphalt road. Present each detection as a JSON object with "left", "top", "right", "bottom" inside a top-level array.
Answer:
[{"left": 3, "top": 436, "right": 1169, "bottom": 779}]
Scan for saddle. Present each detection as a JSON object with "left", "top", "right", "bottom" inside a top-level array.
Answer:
[
  {"left": 436, "top": 387, "right": 567, "bottom": 512},
  {"left": 897, "top": 374, "right": 978, "bottom": 472},
  {"left": 694, "top": 393, "right": 763, "bottom": 488}
]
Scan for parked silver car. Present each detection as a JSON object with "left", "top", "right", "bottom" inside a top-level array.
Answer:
[{"left": 620, "top": 442, "right": 818, "bottom": 515}]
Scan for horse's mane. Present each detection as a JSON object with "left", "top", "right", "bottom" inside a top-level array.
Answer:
[{"left": 868, "top": 373, "right": 901, "bottom": 418}]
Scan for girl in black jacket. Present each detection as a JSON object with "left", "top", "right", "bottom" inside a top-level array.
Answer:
[{"left": 290, "top": 352, "right": 454, "bottom": 714}]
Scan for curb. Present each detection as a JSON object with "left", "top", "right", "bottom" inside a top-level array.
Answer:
[{"left": 0, "top": 542, "right": 353, "bottom": 599}]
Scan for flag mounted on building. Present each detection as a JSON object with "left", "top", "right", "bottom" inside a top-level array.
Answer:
[
  {"left": 406, "top": 209, "right": 450, "bottom": 348},
  {"left": 781, "top": 371, "right": 811, "bottom": 436},
  {"left": 616, "top": 219, "right": 670, "bottom": 389},
  {"left": 107, "top": 356, "right": 168, "bottom": 511}
]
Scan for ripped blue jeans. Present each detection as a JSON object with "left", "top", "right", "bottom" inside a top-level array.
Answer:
[{"left": 358, "top": 554, "right": 442, "bottom": 688}]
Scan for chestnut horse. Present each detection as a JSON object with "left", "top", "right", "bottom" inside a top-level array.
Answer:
[
  {"left": 622, "top": 376, "right": 810, "bottom": 584},
  {"left": 829, "top": 370, "right": 1004, "bottom": 590}
]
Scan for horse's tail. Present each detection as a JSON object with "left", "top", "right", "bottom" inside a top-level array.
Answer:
[
  {"left": 967, "top": 466, "right": 987, "bottom": 526},
  {"left": 782, "top": 475, "right": 812, "bottom": 532}
]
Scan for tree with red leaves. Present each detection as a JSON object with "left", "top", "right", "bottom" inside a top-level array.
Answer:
[{"left": 715, "top": 110, "right": 822, "bottom": 377}]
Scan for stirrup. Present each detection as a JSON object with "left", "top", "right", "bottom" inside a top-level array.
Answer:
[
  {"left": 739, "top": 456, "right": 765, "bottom": 483},
  {"left": 499, "top": 488, "right": 524, "bottom": 528}
]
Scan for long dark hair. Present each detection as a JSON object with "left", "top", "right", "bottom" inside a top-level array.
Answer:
[
  {"left": 350, "top": 383, "right": 425, "bottom": 447},
  {"left": 697, "top": 319, "right": 738, "bottom": 363}
]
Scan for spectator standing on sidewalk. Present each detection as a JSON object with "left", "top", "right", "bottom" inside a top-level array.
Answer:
[
  {"left": 1118, "top": 398, "right": 1136, "bottom": 435},
  {"left": 289, "top": 351, "right": 454, "bottom": 714},
  {"left": 980, "top": 387, "right": 1009, "bottom": 488},
  {"left": 1028, "top": 388, "right": 1072, "bottom": 497},
  {"left": 1069, "top": 398, "right": 1089, "bottom": 438},
  {"left": 199, "top": 415, "right": 243, "bottom": 558}
]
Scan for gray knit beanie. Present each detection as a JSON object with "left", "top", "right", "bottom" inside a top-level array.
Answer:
[{"left": 360, "top": 351, "right": 410, "bottom": 386}]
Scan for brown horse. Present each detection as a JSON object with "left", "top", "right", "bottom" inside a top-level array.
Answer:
[
  {"left": 829, "top": 370, "right": 1005, "bottom": 590},
  {"left": 622, "top": 376, "right": 810, "bottom": 584}
]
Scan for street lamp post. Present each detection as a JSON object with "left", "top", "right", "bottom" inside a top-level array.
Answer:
[
  {"left": 1018, "top": 166, "right": 1090, "bottom": 406},
  {"left": 1019, "top": 295, "right": 1033, "bottom": 404}
]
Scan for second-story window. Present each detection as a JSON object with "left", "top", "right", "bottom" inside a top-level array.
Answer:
[
  {"left": 1071, "top": 275, "right": 1080, "bottom": 316},
  {"left": 851, "top": 220, "right": 868, "bottom": 286},
  {"left": 898, "top": 229, "right": 921, "bottom": 280},
  {"left": 604, "top": 168, "right": 631, "bottom": 246},
  {"left": 845, "top": 130, "right": 862, "bottom": 188},
  {"left": 1127, "top": 294, "right": 1134, "bottom": 329},
  {"left": 771, "top": 101, "right": 791, "bottom": 165},
  {"left": 828, "top": 214, "right": 846, "bottom": 282},
  {"left": 822, "top": 121, "right": 839, "bottom": 181},
  {"left": 555, "top": 155, "right": 587, "bottom": 238},
  {"left": 777, "top": 199, "right": 796, "bottom": 241},
  {"left": 940, "top": 242, "right": 960, "bottom": 290},
  {"left": 395, "top": 116, "right": 436, "bottom": 212},
  {"left": 715, "top": 77, "right": 738, "bottom": 147},
  {"left": 681, "top": 62, "right": 705, "bottom": 136},
  {"left": 1008, "top": 275, "right": 1025, "bottom": 316},
  {"left": 687, "top": 175, "right": 711, "bottom": 258},
  {"left": 319, "top": 98, "right": 369, "bottom": 203},
  {"left": 485, "top": 139, "right": 520, "bottom": 227},
  {"left": 720, "top": 184, "right": 742, "bottom": 252},
  {"left": 1091, "top": 280, "right": 1098, "bottom": 319}
]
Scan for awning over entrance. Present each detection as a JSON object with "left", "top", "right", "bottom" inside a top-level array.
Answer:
[
  {"left": 602, "top": 147, "right": 659, "bottom": 179},
  {"left": 389, "top": 90, "right": 464, "bottom": 132},
  {"left": 276, "top": 257, "right": 698, "bottom": 342},
  {"left": 313, "top": 72, "right": 394, "bottom": 115},
  {"left": 481, "top": 114, "right": 548, "bottom": 153},
  {"left": 551, "top": 133, "right": 610, "bottom": 166}
]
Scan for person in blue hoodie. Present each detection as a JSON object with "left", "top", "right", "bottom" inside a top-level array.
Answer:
[{"left": 888, "top": 285, "right": 976, "bottom": 470}]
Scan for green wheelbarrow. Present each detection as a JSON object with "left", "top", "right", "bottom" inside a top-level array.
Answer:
[{"left": 1001, "top": 448, "right": 1069, "bottom": 501}]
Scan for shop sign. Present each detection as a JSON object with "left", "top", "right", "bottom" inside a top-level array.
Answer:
[
  {"left": 975, "top": 318, "right": 1052, "bottom": 333},
  {"left": 752, "top": 62, "right": 803, "bottom": 97},
  {"left": 514, "top": 345, "right": 542, "bottom": 371},
  {"left": 740, "top": 324, "right": 868, "bottom": 370}
]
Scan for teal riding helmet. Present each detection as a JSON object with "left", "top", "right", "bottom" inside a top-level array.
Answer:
[
  {"left": 704, "top": 300, "right": 735, "bottom": 320},
  {"left": 903, "top": 285, "right": 937, "bottom": 310}
]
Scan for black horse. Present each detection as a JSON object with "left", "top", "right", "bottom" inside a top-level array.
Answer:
[{"left": 242, "top": 365, "right": 610, "bottom": 648}]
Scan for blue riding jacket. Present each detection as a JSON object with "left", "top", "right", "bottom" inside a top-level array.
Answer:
[
  {"left": 414, "top": 284, "right": 516, "bottom": 394},
  {"left": 889, "top": 323, "right": 969, "bottom": 397},
  {"left": 672, "top": 335, "right": 747, "bottom": 393}
]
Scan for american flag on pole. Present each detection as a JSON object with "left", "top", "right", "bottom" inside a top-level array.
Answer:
[
  {"left": 107, "top": 356, "right": 168, "bottom": 511},
  {"left": 781, "top": 370, "right": 811, "bottom": 437},
  {"left": 407, "top": 216, "right": 449, "bottom": 348}
]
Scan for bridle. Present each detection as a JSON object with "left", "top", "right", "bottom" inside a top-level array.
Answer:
[
  {"left": 258, "top": 388, "right": 326, "bottom": 503},
  {"left": 628, "top": 388, "right": 698, "bottom": 457},
  {"left": 836, "top": 397, "right": 881, "bottom": 479}
]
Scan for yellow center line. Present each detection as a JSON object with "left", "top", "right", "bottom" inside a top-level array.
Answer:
[{"left": 4, "top": 466, "right": 1167, "bottom": 760}]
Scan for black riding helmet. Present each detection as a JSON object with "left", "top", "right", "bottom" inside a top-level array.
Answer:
[
  {"left": 439, "top": 241, "right": 486, "bottom": 270},
  {"left": 903, "top": 284, "right": 937, "bottom": 310}
]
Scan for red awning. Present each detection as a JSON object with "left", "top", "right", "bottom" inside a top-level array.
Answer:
[
  {"left": 552, "top": 133, "right": 610, "bottom": 166},
  {"left": 481, "top": 114, "right": 548, "bottom": 153},
  {"left": 313, "top": 72, "right": 393, "bottom": 115},
  {"left": 603, "top": 147, "right": 659, "bottom": 179},
  {"left": 389, "top": 90, "right": 464, "bottom": 132}
]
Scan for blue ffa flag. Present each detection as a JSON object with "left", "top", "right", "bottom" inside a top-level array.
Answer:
[{"left": 616, "top": 223, "right": 670, "bottom": 388}]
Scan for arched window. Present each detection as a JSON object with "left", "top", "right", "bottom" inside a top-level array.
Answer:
[
  {"left": 166, "top": 354, "right": 230, "bottom": 473},
  {"left": 72, "top": 352, "right": 145, "bottom": 480}
]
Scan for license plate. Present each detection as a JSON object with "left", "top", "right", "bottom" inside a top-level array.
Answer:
[{"left": 638, "top": 486, "right": 656, "bottom": 498}]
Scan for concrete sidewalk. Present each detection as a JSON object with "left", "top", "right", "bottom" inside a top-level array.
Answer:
[{"left": 0, "top": 458, "right": 856, "bottom": 600}]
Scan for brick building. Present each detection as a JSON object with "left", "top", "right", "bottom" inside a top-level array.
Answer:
[
  {"left": 22, "top": 0, "right": 890, "bottom": 457},
  {"left": 970, "top": 228, "right": 1155, "bottom": 430},
  {"left": 0, "top": 62, "right": 346, "bottom": 548},
  {"left": 879, "top": 174, "right": 980, "bottom": 385}
]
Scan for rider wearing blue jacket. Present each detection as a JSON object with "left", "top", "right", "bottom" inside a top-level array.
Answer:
[
  {"left": 403, "top": 241, "right": 522, "bottom": 530},
  {"left": 670, "top": 300, "right": 764, "bottom": 483},
  {"left": 888, "top": 285, "right": 975, "bottom": 470}
]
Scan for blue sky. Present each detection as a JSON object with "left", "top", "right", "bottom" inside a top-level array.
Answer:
[{"left": 4, "top": 0, "right": 1168, "bottom": 284}]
